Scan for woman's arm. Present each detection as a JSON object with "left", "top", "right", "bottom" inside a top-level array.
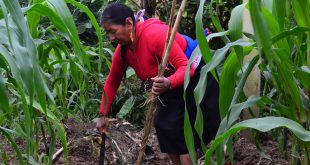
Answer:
[
  {"left": 99, "top": 45, "right": 127, "bottom": 115},
  {"left": 147, "top": 28, "right": 195, "bottom": 89}
]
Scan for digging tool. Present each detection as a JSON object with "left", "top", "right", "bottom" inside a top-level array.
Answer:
[
  {"left": 135, "top": 0, "right": 187, "bottom": 164},
  {"left": 99, "top": 127, "right": 106, "bottom": 165}
]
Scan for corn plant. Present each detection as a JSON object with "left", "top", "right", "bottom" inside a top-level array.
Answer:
[
  {"left": 0, "top": 0, "right": 109, "bottom": 164},
  {"left": 184, "top": 0, "right": 310, "bottom": 164}
]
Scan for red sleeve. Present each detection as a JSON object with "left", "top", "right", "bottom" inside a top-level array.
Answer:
[
  {"left": 147, "top": 30, "right": 194, "bottom": 89},
  {"left": 99, "top": 45, "right": 127, "bottom": 115}
]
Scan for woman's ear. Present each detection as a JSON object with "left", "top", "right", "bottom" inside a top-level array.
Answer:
[{"left": 125, "top": 17, "right": 134, "bottom": 29}]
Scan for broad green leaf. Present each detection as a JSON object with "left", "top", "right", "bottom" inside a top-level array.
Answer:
[
  {"left": 217, "top": 96, "right": 261, "bottom": 135},
  {"left": 228, "top": 3, "right": 246, "bottom": 41},
  {"left": 219, "top": 52, "right": 239, "bottom": 119},
  {"left": 204, "top": 117, "right": 310, "bottom": 164},
  {"left": 126, "top": 67, "right": 136, "bottom": 78},
  {"left": 116, "top": 96, "right": 135, "bottom": 119}
]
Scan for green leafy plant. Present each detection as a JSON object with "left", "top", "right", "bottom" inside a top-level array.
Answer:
[
  {"left": 184, "top": 0, "right": 310, "bottom": 164},
  {"left": 0, "top": 0, "right": 110, "bottom": 163}
]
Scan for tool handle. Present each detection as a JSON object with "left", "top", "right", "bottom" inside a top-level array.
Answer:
[{"left": 99, "top": 131, "right": 106, "bottom": 165}]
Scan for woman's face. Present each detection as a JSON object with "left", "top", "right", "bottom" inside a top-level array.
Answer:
[{"left": 102, "top": 18, "right": 134, "bottom": 46}]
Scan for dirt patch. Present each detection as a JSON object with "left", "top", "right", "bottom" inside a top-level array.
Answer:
[
  {"left": 54, "top": 118, "right": 171, "bottom": 165},
  {"left": 233, "top": 136, "right": 290, "bottom": 165},
  {"left": 1, "top": 118, "right": 291, "bottom": 165}
]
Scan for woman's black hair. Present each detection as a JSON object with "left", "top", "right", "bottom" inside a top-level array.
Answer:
[
  {"left": 100, "top": 3, "right": 135, "bottom": 26},
  {"left": 101, "top": 3, "right": 135, "bottom": 82}
]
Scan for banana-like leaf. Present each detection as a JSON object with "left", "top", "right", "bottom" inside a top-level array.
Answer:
[{"left": 204, "top": 117, "right": 310, "bottom": 164}]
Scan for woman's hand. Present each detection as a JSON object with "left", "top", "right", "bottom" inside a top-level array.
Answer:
[
  {"left": 151, "top": 76, "right": 171, "bottom": 95},
  {"left": 96, "top": 116, "right": 109, "bottom": 133}
]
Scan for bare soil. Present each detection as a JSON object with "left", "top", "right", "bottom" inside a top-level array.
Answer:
[
  {"left": 53, "top": 118, "right": 290, "bottom": 165},
  {"left": 1, "top": 118, "right": 291, "bottom": 165}
]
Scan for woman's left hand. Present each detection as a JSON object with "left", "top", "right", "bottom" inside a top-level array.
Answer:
[{"left": 151, "top": 76, "right": 171, "bottom": 95}]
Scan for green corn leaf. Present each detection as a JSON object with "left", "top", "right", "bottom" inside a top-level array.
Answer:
[
  {"left": 0, "top": 6, "right": 3, "bottom": 19},
  {"left": 217, "top": 96, "right": 261, "bottom": 135},
  {"left": 272, "top": 27, "right": 310, "bottom": 44},
  {"left": 194, "top": 107, "right": 206, "bottom": 152},
  {"left": 184, "top": 106, "right": 197, "bottom": 165},
  {"left": 26, "top": 4, "right": 41, "bottom": 38},
  {"left": 274, "top": 49, "right": 306, "bottom": 122},
  {"left": 65, "top": 0, "right": 103, "bottom": 71},
  {"left": 228, "top": 3, "right": 246, "bottom": 41},
  {"left": 204, "top": 117, "right": 310, "bottom": 164},
  {"left": 0, "top": 127, "right": 24, "bottom": 165},
  {"left": 196, "top": 0, "right": 217, "bottom": 80},
  {"left": 219, "top": 45, "right": 254, "bottom": 119},
  {"left": 219, "top": 52, "right": 239, "bottom": 119},
  {"left": 0, "top": 77, "right": 9, "bottom": 112},
  {"left": 26, "top": 4, "right": 70, "bottom": 40},
  {"left": 46, "top": 0, "right": 91, "bottom": 69},
  {"left": 194, "top": 39, "right": 253, "bottom": 107},
  {"left": 55, "top": 123, "right": 68, "bottom": 162},
  {"left": 272, "top": 0, "right": 286, "bottom": 31},
  {"left": 262, "top": 7, "right": 290, "bottom": 52},
  {"left": 249, "top": 0, "right": 273, "bottom": 61},
  {"left": 229, "top": 55, "right": 259, "bottom": 110},
  {"left": 2, "top": 0, "right": 35, "bottom": 102},
  {"left": 292, "top": 0, "right": 310, "bottom": 28},
  {"left": 294, "top": 66, "right": 310, "bottom": 88}
]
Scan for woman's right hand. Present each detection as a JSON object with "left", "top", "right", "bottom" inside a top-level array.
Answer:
[{"left": 96, "top": 116, "right": 109, "bottom": 133}]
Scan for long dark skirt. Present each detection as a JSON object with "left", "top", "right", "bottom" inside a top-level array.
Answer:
[{"left": 153, "top": 62, "right": 221, "bottom": 154}]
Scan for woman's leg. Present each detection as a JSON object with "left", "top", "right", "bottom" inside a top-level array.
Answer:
[
  {"left": 180, "top": 154, "right": 193, "bottom": 165},
  {"left": 169, "top": 154, "right": 180, "bottom": 165},
  {"left": 168, "top": 154, "right": 193, "bottom": 165}
]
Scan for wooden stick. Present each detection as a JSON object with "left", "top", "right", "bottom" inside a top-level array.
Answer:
[{"left": 135, "top": 0, "right": 187, "bottom": 164}]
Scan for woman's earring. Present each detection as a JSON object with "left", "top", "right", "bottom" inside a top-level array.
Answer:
[{"left": 130, "top": 32, "right": 134, "bottom": 43}]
